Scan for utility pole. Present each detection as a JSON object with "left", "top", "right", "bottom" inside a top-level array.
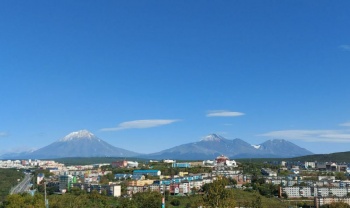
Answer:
[
  {"left": 162, "top": 184, "right": 165, "bottom": 208},
  {"left": 44, "top": 182, "right": 49, "bottom": 208}
]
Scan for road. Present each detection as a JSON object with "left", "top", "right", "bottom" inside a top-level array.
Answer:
[{"left": 10, "top": 173, "right": 33, "bottom": 194}]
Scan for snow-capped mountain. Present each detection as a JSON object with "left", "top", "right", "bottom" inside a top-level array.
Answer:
[
  {"left": 146, "top": 134, "right": 313, "bottom": 160},
  {"left": 251, "top": 144, "right": 261, "bottom": 149},
  {"left": 1, "top": 130, "right": 139, "bottom": 159},
  {"left": 201, "top": 134, "right": 225, "bottom": 142},
  {"left": 59, "top": 130, "right": 96, "bottom": 141}
]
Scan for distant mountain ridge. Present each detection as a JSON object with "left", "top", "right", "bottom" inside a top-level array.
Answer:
[
  {"left": 146, "top": 134, "right": 313, "bottom": 160},
  {"left": 0, "top": 132, "right": 313, "bottom": 160}
]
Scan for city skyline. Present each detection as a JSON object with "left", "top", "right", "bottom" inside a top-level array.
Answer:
[{"left": 1, "top": 1, "right": 350, "bottom": 155}]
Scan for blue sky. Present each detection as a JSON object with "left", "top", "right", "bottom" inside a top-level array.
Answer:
[{"left": 1, "top": 1, "right": 350, "bottom": 155}]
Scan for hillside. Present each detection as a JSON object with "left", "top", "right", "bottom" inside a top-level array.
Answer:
[{"left": 290, "top": 151, "right": 350, "bottom": 162}]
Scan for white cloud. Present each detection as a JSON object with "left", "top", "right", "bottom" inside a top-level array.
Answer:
[
  {"left": 339, "top": 122, "right": 350, "bottom": 127},
  {"left": 258, "top": 129, "right": 350, "bottom": 143},
  {"left": 100, "top": 119, "right": 180, "bottom": 131},
  {"left": 339, "top": 45, "right": 350, "bottom": 51},
  {"left": 206, "top": 110, "right": 245, "bottom": 117}
]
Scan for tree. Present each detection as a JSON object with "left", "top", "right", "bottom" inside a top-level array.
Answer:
[
  {"left": 330, "top": 201, "right": 350, "bottom": 208},
  {"left": 202, "top": 177, "right": 235, "bottom": 208},
  {"left": 3, "top": 193, "right": 45, "bottom": 208},
  {"left": 170, "top": 198, "right": 181, "bottom": 206},
  {"left": 323, "top": 201, "right": 350, "bottom": 208},
  {"left": 116, "top": 197, "right": 138, "bottom": 208},
  {"left": 251, "top": 195, "right": 263, "bottom": 208},
  {"left": 3, "top": 194, "right": 26, "bottom": 208},
  {"left": 133, "top": 191, "right": 162, "bottom": 208},
  {"left": 228, "top": 178, "right": 237, "bottom": 186},
  {"left": 335, "top": 172, "right": 347, "bottom": 180},
  {"left": 71, "top": 187, "right": 85, "bottom": 196}
]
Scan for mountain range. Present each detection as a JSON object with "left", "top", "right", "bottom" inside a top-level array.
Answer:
[
  {"left": 146, "top": 134, "right": 313, "bottom": 160},
  {"left": 0, "top": 130, "right": 313, "bottom": 160}
]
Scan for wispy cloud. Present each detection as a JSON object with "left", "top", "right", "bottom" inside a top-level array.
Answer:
[
  {"left": 100, "top": 119, "right": 180, "bottom": 131},
  {"left": 0, "top": 132, "right": 8, "bottom": 137},
  {"left": 339, "top": 45, "right": 350, "bottom": 51},
  {"left": 1, "top": 146, "right": 37, "bottom": 154},
  {"left": 258, "top": 129, "right": 350, "bottom": 143},
  {"left": 339, "top": 122, "right": 350, "bottom": 127},
  {"left": 206, "top": 110, "right": 245, "bottom": 117}
]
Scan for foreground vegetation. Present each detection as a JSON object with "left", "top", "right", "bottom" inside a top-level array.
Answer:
[
  {"left": 0, "top": 178, "right": 292, "bottom": 208},
  {"left": 2, "top": 176, "right": 348, "bottom": 208},
  {"left": 0, "top": 169, "right": 24, "bottom": 202}
]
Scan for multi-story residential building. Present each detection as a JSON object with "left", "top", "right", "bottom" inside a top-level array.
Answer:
[
  {"left": 126, "top": 179, "right": 154, "bottom": 186},
  {"left": 133, "top": 169, "right": 161, "bottom": 176},
  {"left": 315, "top": 197, "right": 350, "bottom": 208},
  {"left": 172, "top": 162, "right": 191, "bottom": 168},
  {"left": 304, "top": 161, "right": 316, "bottom": 169},
  {"left": 281, "top": 186, "right": 350, "bottom": 198},
  {"left": 37, "top": 173, "right": 45, "bottom": 185},
  {"left": 149, "top": 184, "right": 161, "bottom": 192},
  {"left": 127, "top": 186, "right": 146, "bottom": 195},
  {"left": 317, "top": 162, "right": 348, "bottom": 172},
  {"left": 59, "top": 175, "right": 76, "bottom": 192},
  {"left": 72, "top": 183, "right": 121, "bottom": 197}
]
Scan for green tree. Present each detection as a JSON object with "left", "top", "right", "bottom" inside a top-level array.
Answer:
[
  {"left": 170, "top": 198, "right": 181, "bottom": 206},
  {"left": 251, "top": 195, "right": 262, "bottom": 208},
  {"left": 329, "top": 201, "right": 350, "bottom": 208},
  {"left": 4, "top": 193, "right": 45, "bottom": 208},
  {"left": 116, "top": 197, "right": 138, "bottom": 208},
  {"left": 133, "top": 191, "right": 162, "bottom": 208},
  {"left": 322, "top": 201, "right": 350, "bottom": 208},
  {"left": 3, "top": 194, "right": 26, "bottom": 208},
  {"left": 203, "top": 177, "right": 235, "bottom": 208},
  {"left": 71, "top": 187, "right": 85, "bottom": 196},
  {"left": 335, "top": 172, "right": 347, "bottom": 180}
]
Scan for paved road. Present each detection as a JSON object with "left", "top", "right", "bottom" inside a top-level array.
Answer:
[{"left": 10, "top": 173, "right": 33, "bottom": 194}]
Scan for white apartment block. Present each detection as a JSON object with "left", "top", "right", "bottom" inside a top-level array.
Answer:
[{"left": 282, "top": 186, "right": 350, "bottom": 198}]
